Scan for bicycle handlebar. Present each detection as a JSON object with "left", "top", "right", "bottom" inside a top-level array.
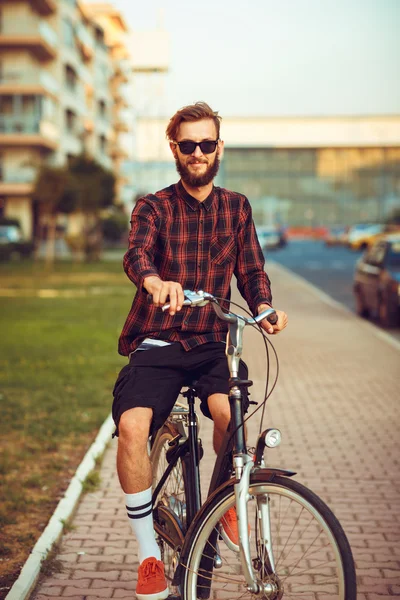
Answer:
[{"left": 147, "top": 289, "right": 278, "bottom": 326}]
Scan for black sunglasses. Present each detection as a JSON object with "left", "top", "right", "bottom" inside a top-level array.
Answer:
[{"left": 175, "top": 139, "right": 219, "bottom": 155}]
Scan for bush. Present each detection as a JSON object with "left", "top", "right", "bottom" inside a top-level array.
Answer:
[{"left": 0, "top": 242, "right": 34, "bottom": 262}]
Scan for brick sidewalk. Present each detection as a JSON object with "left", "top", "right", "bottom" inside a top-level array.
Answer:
[{"left": 32, "top": 263, "right": 400, "bottom": 599}]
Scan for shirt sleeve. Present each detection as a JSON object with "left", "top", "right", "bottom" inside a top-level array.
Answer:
[
  {"left": 234, "top": 197, "right": 273, "bottom": 314},
  {"left": 123, "top": 197, "right": 160, "bottom": 289}
]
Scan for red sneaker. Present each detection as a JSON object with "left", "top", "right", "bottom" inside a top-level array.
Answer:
[
  {"left": 220, "top": 507, "right": 250, "bottom": 553},
  {"left": 136, "top": 557, "right": 169, "bottom": 600}
]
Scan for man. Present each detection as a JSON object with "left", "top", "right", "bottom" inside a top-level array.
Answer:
[{"left": 113, "top": 101, "right": 288, "bottom": 600}]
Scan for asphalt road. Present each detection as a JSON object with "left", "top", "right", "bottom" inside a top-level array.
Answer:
[{"left": 265, "top": 239, "right": 400, "bottom": 342}]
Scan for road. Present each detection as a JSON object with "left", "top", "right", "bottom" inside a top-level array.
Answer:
[{"left": 265, "top": 238, "right": 400, "bottom": 342}]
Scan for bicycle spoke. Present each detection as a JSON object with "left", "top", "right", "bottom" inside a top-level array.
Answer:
[{"left": 184, "top": 480, "right": 354, "bottom": 599}]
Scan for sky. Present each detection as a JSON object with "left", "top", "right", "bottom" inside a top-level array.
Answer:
[{"left": 95, "top": 0, "right": 400, "bottom": 118}]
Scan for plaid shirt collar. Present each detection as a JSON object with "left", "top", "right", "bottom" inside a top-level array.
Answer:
[{"left": 176, "top": 180, "right": 216, "bottom": 212}]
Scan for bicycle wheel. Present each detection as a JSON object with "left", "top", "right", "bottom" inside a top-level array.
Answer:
[
  {"left": 182, "top": 474, "right": 356, "bottom": 599},
  {"left": 150, "top": 421, "right": 188, "bottom": 590}
]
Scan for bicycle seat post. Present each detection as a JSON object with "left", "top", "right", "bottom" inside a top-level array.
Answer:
[{"left": 181, "top": 385, "right": 202, "bottom": 518}]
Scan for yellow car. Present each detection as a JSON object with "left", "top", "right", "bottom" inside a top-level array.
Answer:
[{"left": 348, "top": 224, "right": 389, "bottom": 251}]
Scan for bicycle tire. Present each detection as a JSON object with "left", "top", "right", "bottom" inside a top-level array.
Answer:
[
  {"left": 182, "top": 474, "right": 356, "bottom": 600},
  {"left": 150, "top": 421, "right": 189, "bottom": 592}
]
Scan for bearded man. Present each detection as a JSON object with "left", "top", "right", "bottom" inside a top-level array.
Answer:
[{"left": 112, "top": 101, "right": 288, "bottom": 599}]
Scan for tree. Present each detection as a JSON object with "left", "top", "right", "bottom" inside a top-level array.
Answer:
[
  {"left": 68, "top": 155, "right": 116, "bottom": 261},
  {"left": 32, "top": 165, "right": 78, "bottom": 265}
]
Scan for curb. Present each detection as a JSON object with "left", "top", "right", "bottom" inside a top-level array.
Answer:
[
  {"left": 5, "top": 414, "right": 115, "bottom": 600},
  {"left": 269, "top": 260, "right": 400, "bottom": 351}
]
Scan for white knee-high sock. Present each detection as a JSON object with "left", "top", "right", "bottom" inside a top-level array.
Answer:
[{"left": 125, "top": 487, "right": 161, "bottom": 564}]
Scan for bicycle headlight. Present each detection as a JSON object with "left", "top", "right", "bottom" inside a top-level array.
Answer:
[{"left": 265, "top": 428, "right": 282, "bottom": 448}]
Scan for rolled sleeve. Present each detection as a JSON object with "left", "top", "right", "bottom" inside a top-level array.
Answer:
[
  {"left": 123, "top": 199, "right": 160, "bottom": 289},
  {"left": 234, "top": 198, "right": 272, "bottom": 314}
]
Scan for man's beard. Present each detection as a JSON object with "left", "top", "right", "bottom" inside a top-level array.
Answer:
[{"left": 175, "top": 155, "right": 220, "bottom": 187}]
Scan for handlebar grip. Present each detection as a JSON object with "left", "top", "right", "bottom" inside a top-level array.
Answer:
[{"left": 267, "top": 312, "right": 278, "bottom": 325}]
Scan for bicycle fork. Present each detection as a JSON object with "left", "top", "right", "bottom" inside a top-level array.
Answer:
[{"left": 234, "top": 457, "right": 276, "bottom": 595}]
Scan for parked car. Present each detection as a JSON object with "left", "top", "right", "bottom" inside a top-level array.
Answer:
[
  {"left": 353, "top": 234, "right": 400, "bottom": 328},
  {"left": 257, "top": 225, "right": 287, "bottom": 250},
  {"left": 0, "top": 222, "right": 22, "bottom": 244},
  {"left": 347, "top": 223, "right": 387, "bottom": 251},
  {"left": 324, "top": 226, "right": 349, "bottom": 246},
  {"left": 0, "top": 221, "right": 34, "bottom": 261},
  {"left": 346, "top": 223, "right": 376, "bottom": 248}
]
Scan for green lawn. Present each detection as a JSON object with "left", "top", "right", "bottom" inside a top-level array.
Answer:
[{"left": 0, "top": 259, "right": 133, "bottom": 592}]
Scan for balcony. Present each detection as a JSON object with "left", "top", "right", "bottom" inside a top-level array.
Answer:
[
  {"left": 63, "top": 83, "right": 87, "bottom": 115},
  {"left": 111, "top": 59, "right": 131, "bottom": 84},
  {"left": 63, "top": 130, "right": 83, "bottom": 155},
  {"left": 75, "top": 23, "right": 94, "bottom": 62},
  {"left": 114, "top": 117, "right": 130, "bottom": 133},
  {"left": 79, "top": 64, "right": 94, "bottom": 88},
  {"left": 96, "top": 115, "right": 111, "bottom": 136},
  {"left": 109, "top": 141, "right": 128, "bottom": 159},
  {"left": 0, "top": 19, "right": 58, "bottom": 60},
  {"left": 0, "top": 169, "right": 36, "bottom": 195},
  {"left": 30, "top": 0, "right": 57, "bottom": 15},
  {"left": 0, "top": 115, "right": 58, "bottom": 150},
  {"left": 0, "top": 70, "right": 59, "bottom": 98}
]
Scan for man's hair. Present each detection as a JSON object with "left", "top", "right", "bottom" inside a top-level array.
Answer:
[{"left": 166, "top": 101, "right": 222, "bottom": 141}]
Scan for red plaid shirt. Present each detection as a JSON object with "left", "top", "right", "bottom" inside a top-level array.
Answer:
[{"left": 118, "top": 181, "right": 272, "bottom": 355}]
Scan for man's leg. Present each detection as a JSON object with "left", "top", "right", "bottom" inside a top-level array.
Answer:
[
  {"left": 117, "top": 406, "right": 152, "bottom": 493},
  {"left": 117, "top": 407, "right": 163, "bottom": 563},
  {"left": 207, "top": 393, "right": 231, "bottom": 453},
  {"left": 207, "top": 392, "right": 248, "bottom": 552},
  {"left": 117, "top": 407, "right": 169, "bottom": 599}
]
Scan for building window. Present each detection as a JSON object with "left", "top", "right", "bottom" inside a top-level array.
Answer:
[
  {"left": 98, "top": 100, "right": 106, "bottom": 118},
  {"left": 65, "top": 109, "right": 77, "bottom": 133},
  {"left": 94, "top": 27, "right": 105, "bottom": 46},
  {"left": 99, "top": 134, "right": 107, "bottom": 154},
  {"left": 65, "top": 64, "right": 77, "bottom": 91}
]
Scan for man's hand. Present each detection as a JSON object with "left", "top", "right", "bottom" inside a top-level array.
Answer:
[
  {"left": 143, "top": 276, "right": 184, "bottom": 316},
  {"left": 257, "top": 303, "right": 288, "bottom": 335}
]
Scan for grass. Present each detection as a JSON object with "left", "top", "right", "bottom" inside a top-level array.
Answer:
[
  {"left": 38, "top": 542, "right": 65, "bottom": 579},
  {"left": 81, "top": 469, "right": 101, "bottom": 493},
  {"left": 0, "top": 258, "right": 133, "bottom": 595}
]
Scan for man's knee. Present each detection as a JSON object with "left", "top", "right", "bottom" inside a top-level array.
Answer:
[
  {"left": 208, "top": 393, "right": 230, "bottom": 428},
  {"left": 118, "top": 407, "right": 153, "bottom": 445}
]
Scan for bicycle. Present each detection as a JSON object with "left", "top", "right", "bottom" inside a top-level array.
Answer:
[{"left": 149, "top": 289, "right": 357, "bottom": 599}]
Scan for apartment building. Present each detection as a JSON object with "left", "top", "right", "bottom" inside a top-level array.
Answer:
[
  {"left": 83, "top": 2, "right": 132, "bottom": 206},
  {"left": 0, "top": 0, "right": 131, "bottom": 239}
]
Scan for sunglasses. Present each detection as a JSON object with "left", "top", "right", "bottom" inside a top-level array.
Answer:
[{"left": 175, "top": 139, "right": 219, "bottom": 155}]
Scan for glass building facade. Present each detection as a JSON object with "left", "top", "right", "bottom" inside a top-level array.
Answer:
[{"left": 221, "top": 147, "right": 400, "bottom": 227}]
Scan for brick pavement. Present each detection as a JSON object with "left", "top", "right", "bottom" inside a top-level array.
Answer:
[{"left": 32, "top": 263, "right": 400, "bottom": 599}]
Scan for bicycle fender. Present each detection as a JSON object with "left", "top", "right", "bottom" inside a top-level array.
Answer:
[{"left": 173, "top": 467, "right": 296, "bottom": 587}]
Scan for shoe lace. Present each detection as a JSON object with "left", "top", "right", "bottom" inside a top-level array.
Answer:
[{"left": 142, "top": 560, "right": 162, "bottom": 582}]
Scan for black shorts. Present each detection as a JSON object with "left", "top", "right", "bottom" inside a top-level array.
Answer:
[{"left": 112, "top": 342, "right": 249, "bottom": 436}]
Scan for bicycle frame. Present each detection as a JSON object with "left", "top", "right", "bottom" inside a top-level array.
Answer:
[{"left": 152, "top": 291, "right": 295, "bottom": 595}]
